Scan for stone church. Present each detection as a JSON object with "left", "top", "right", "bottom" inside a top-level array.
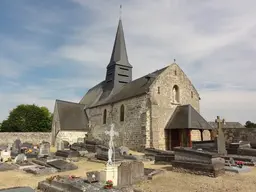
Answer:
[{"left": 51, "top": 18, "right": 213, "bottom": 151}]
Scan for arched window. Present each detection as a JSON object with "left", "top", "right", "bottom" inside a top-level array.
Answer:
[
  {"left": 174, "top": 70, "right": 177, "bottom": 76},
  {"left": 120, "top": 105, "right": 125, "bottom": 122},
  {"left": 103, "top": 109, "right": 107, "bottom": 124},
  {"left": 172, "top": 85, "right": 180, "bottom": 103},
  {"left": 191, "top": 91, "right": 193, "bottom": 98}
]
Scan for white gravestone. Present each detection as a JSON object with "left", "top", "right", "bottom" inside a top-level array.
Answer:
[
  {"left": 0, "top": 149, "right": 11, "bottom": 162},
  {"left": 100, "top": 124, "right": 119, "bottom": 186}
]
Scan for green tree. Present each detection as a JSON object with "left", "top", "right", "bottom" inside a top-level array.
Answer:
[
  {"left": 245, "top": 121, "right": 256, "bottom": 128},
  {"left": 0, "top": 104, "right": 52, "bottom": 132}
]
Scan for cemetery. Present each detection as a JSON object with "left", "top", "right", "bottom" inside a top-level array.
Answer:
[{"left": 1, "top": 120, "right": 256, "bottom": 191}]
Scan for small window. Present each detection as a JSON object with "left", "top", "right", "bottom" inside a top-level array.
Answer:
[
  {"left": 120, "top": 105, "right": 125, "bottom": 122},
  {"left": 191, "top": 91, "right": 193, "bottom": 98},
  {"left": 103, "top": 109, "right": 107, "bottom": 124},
  {"left": 174, "top": 70, "right": 177, "bottom": 76},
  {"left": 157, "top": 87, "right": 160, "bottom": 94}
]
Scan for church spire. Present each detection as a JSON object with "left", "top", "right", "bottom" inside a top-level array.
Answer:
[
  {"left": 107, "top": 18, "right": 132, "bottom": 68},
  {"left": 104, "top": 11, "right": 133, "bottom": 92}
]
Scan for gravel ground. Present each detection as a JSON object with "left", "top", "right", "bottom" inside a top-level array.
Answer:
[
  {"left": 0, "top": 160, "right": 256, "bottom": 192},
  {"left": 137, "top": 163, "right": 256, "bottom": 192}
]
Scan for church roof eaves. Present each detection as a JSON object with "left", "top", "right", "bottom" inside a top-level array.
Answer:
[{"left": 166, "top": 104, "right": 213, "bottom": 130}]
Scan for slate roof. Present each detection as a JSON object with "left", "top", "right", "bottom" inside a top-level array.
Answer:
[
  {"left": 208, "top": 121, "right": 245, "bottom": 128},
  {"left": 56, "top": 100, "right": 88, "bottom": 131},
  {"left": 83, "top": 67, "right": 167, "bottom": 108},
  {"left": 108, "top": 19, "right": 132, "bottom": 68},
  {"left": 166, "top": 105, "right": 213, "bottom": 130}
]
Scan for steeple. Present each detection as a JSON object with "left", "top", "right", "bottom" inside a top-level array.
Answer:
[
  {"left": 104, "top": 16, "right": 133, "bottom": 92},
  {"left": 107, "top": 19, "right": 132, "bottom": 68}
]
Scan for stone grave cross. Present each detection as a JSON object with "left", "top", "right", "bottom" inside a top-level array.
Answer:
[
  {"left": 105, "top": 124, "right": 119, "bottom": 166},
  {"left": 215, "top": 116, "right": 227, "bottom": 155}
]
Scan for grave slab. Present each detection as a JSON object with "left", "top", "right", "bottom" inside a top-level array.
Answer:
[
  {"left": 47, "top": 159, "right": 78, "bottom": 171},
  {"left": 24, "top": 166, "right": 58, "bottom": 175},
  {"left": 0, "top": 187, "right": 35, "bottom": 192},
  {"left": 0, "top": 163, "right": 17, "bottom": 171},
  {"left": 38, "top": 175, "right": 122, "bottom": 192},
  {"left": 224, "top": 166, "right": 252, "bottom": 173},
  {"left": 14, "top": 162, "right": 38, "bottom": 170}
]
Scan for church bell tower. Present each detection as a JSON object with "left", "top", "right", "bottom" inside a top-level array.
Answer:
[{"left": 103, "top": 18, "right": 133, "bottom": 92}]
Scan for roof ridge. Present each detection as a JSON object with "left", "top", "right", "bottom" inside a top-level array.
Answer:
[{"left": 56, "top": 99, "right": 84, "bottom": 105}]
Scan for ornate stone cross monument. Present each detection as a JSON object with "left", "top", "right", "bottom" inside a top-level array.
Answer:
[
  {"left": 215, "top": 116, "right": 227, "bottom": 155},
  {"left": 105, "top": 123, "right": 119, "bottom": 166}
]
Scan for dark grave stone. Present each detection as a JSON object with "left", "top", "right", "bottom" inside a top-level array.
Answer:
[
  {"left": 38, "top": 175, "right": 122, "bottom": 192},
  {"left": 14, "top": 161, "right": 37, "bottom": 170},
  {"left": 0, "top": 144, "right": 7, "bottom": 151},
  {"left": 0, "top": 187, "right": 35, "bottom": 192},
  {"left": 172, "top": 147, "right": 225, "bottom": 177},
  {"left": 47, "top": 159, "right": 78, "bottom": 171},
  {"left": 55, "top": 150, "right": 80, "bottom": 158},
  {"left": 237, "top": 148, "right": 256, "bottom": 157},
  {"left": 32, "top": 159, "right": 51, "bottom": 167},
  {"left": 24, "top": 166, "right": 58, "bottom": 175},
  {"left": 86, "top": 171, "right": 100, "bottom": 183},
  {"left": 192, "top": 140, "right": 217, "bottom": 152},
  {"left": 95, "top": 145, "right": 123, "bottom": 162},
  {"left": 38, "top": 142, "right": 50, "bottom": 158},
  {"left": 0, "top": 163, "right": 16, "bottom": 171},
  {"left": 172, "top": 160, "right": 225, "bottom": 177},
  {"left": 117, "top": 161, "right": 145, "bottom": 186},
  {"left": 154, "top": 153, "right": 175, "bottom": 164},
  {"left": 11, "top": 139, "right": 21, "bottom": 155},
  {"left": 250, "top": 141, "right": 256, "bottom": 149}
]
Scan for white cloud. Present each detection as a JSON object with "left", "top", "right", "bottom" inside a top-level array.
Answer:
[{"left": 1, "top": 0, "right": 256, "bottom": 124}]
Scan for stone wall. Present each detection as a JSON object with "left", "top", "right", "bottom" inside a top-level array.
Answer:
[
  {"left": 87, "top": 95, "right": 149, "bottom": 151},
  {"left": 0, "top": 132, "right": 51, "bottom": 145},
  {"left": 55, "top": 131, "right": 87, "bottom": 145},
  {"left": 149, "top": 64, "right": 200, "bottom": 149},
  {"left": 223, "top": 128, "right": 256, "bottom": 143}
]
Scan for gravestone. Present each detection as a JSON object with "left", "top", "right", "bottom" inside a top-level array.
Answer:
[
  {"left": 77, "top": 138, "right": 84, "bottom": 143},
  {"left": 86, "top": 171, "right": 100, "bottom": 183},
  {"left": 117, "top": 161, "right": 145, "bottom": 186},
  {"left": 12, "top": 139, "right": 21, "bottom": 154},
  {"left": 14, "top": 153, "right": 27, "bottom": 164},
  {"left": 24, "top": 166, "right": 58, "bottom": 175},
  {"left": 63, "top": 140, "right": 70, "bottom": 149},
  {"left": 38, "top": 142, "right": 50, "bottom": 158},
  {"left": 215, "top": 116, "right": 227, "bottom": 155},
  {"left": 47, "top": 159, "right": 78, "bottom": 171},
  {"left": 119, "top": 146, "right": 129, "bottom": 155},
  {"left": 0, "top": 163, "right": 16, "bottom": 171},
  {"left": 57, "top": 140, "right": 64, "bottom": 151},
  {"left": 0, "top": 149, "right": 11, "bottom": 162}
]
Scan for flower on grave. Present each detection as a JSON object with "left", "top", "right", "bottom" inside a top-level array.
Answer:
[
  {"left": 236, "top": 161, "right": 244, "bottom": 165},
  {"left": 104, "top": 180, "right": 113, "bottom": 189}
]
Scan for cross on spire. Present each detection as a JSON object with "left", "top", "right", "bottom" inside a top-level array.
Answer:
[{"left": 119, "top": 5, "right": 122, "bottom": 19}]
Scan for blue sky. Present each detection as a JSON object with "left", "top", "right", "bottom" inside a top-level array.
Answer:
[{"left": 0, "top": 0, "right": 256, "bottom": 124}]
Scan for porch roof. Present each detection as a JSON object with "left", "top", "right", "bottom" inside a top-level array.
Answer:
[{"left": 165, "top": 104, "right": 213, "bottom": 130}]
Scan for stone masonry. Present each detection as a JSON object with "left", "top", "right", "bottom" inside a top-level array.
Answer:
[
  {"left": 87, "top": 64, "right": 201, "bottom": 151},
  {"left": 148, "top": 64, "right": 200, "bottom": 149}
]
